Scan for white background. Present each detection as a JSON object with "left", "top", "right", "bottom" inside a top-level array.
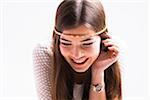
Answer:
[{"left": 0, "top": 0, "right": 149, "bottom": 100}]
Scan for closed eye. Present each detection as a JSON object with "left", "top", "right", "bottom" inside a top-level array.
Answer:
[
  {"left": 60, "top": 42, "right": 71, "bottom": 45},
  {"left": 83, "top": 42, "right": 94, "bottom": 45}
]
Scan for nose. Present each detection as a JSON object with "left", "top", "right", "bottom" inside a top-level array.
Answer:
[{"left": 71, "top": 46, "right": 84, "bottom": 59}]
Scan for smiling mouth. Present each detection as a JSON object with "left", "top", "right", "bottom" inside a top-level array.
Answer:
[{"left": 71, "top": 58, "right": 89, "bottom": 65}]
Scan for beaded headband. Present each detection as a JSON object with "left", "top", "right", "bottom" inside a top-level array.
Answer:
[{"left": 54, "top": 26, "right": 107, "bottom": 37}]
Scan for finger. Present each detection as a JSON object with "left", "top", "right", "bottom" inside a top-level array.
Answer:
[
  {"left": 102, "top": 39, "right": 115, "bottom": 44},
  {"left": 102, "top": 39, "right": 112, "bottom": 44},
  {"left": 103, "top": 41, "right": 118, "bottom": 48},
  {"left": 108, "top": 46, "right": 119, "bottom": 57},
  {"left": 100, "top": 33, "right": 112, "bottom": 39},
  {"left": 103, "top": 41, "right": 113, "bottom": 47}
]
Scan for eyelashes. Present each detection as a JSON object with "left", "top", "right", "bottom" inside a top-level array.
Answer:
[
  {"left": 60, "top": 42, "right": 71, "bottom": 45},
  {"left": 82, "top": 42, "right": 94, "bottom": 45},
  {"left": 60, "top": 42, "right": 94, "bottom": 46}
]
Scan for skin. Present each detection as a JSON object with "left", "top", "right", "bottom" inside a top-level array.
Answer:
[
  {"left": 59, "top": 25, "right": 120, "bottom": 100},
  {"left": 59, "top": 25, "right": 101, "bottom": 72}
]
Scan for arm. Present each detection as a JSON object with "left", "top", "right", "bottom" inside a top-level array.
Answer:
[
  {"left": 89, "top": 37, "right": 120, "bottom": 100},
  {"left": 89, "top": 71, "right": 106, "bottom": 100},
  {"left": 33, "top": 45, "right": 52, "bottom": 100}
]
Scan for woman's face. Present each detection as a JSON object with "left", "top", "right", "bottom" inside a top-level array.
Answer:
[{"left": 59, "top": 25, "right": 101, "bottom": 72}]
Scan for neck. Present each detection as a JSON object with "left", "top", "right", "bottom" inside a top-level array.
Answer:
[{"left": 69, "top": 67, "right": 91, "bottom": 84}]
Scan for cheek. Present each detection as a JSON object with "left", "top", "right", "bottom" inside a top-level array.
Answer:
[
  {"left": 88, "top": 43, "right": 101, "bottom": 59},
  {"left": 59, "top": 45, "right": 69, "bottom": 57},
  {"left": 90, "top": 36, "right": 101, "bottom": 57},
  {"left": 93, "top": 47, "right": 100, "bottom": 57}
]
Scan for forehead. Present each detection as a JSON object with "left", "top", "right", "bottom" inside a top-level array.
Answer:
[
  {"left": 62, "top": 25, "right": 95, "bottom": 36},
  {"left": 54, "top": 25, "right": 107, "bottom": 40},
  {"left": 60, "top": 25, "right": 97, "bottom": 40},
  {"left": 60, "top": 34, "right": 97, "bottom": 41}
]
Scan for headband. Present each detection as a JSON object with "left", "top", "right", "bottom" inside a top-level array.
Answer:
[{"left": 54, "top": 26, "right": 107, "bottom": 36}]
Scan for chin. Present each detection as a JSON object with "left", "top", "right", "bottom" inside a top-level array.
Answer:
[
  {"left": 73, "top": 67, "right": 90, "bottom": 73},
  {"left": 71, "top": 61, "right": 92, "bottom": 73}
]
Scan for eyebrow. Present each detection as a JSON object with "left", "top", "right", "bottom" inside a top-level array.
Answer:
[
  {"left": 60, "top": 37, "right": 94, "bottom": 43},
  {"left": 80, "top": 38, "right": 93, "bottom": 42},
  {"left": 60, "top": 38, "right": 71, "bottom": 42}
]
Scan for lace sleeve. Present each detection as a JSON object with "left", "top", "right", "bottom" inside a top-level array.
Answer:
[{"left": 33, "top": 44, "right": 53, "bottom": 100}]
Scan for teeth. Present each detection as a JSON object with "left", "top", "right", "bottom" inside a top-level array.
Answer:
[
  {"left": 74, "top": 60, "right": 84, "bottom": 63},
  {"left": 72, "top": 59, "right": 87, "bottom": 64}
]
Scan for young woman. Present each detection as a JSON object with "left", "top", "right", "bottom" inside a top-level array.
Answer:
[{"left": 33, "top": 0, "right": 122, "bottom": 100}]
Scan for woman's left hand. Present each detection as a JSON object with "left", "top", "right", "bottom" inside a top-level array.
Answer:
[{"left": 91, "top": 37, "right": 120, "bottom": 79}]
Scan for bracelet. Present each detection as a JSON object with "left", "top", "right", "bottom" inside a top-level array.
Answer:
[{"left": 91, "top": 83, "right": 105, "bottom": 93}]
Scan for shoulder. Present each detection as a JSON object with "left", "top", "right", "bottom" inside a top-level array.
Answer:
[
  {"left": 33, "top": 44, "right": 53, "bottom": 99},
  {"left": 32, "top": 43, "right": 54, "bottom": 68},
  {"left": 33, "top": 43, "right": 53, "bottom": 56}
]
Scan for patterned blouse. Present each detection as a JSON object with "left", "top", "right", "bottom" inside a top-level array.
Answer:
[{"left": 33, "top": 44, "right": 84, "bottom": 100}]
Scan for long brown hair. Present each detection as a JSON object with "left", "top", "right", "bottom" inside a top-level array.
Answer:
[{"left": 51, "top": 0, "right": 122, "bottom": 100}]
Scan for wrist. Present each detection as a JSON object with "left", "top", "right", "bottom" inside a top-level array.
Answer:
[
  {"left": 91, "top": 73, "right": 105, "bottom": 94},
  {"left": 91, "top": 71, "right": 105, "bottom": 85},
  {"left": 90, "top": 83, "right": 105, "bottom": 93}
]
